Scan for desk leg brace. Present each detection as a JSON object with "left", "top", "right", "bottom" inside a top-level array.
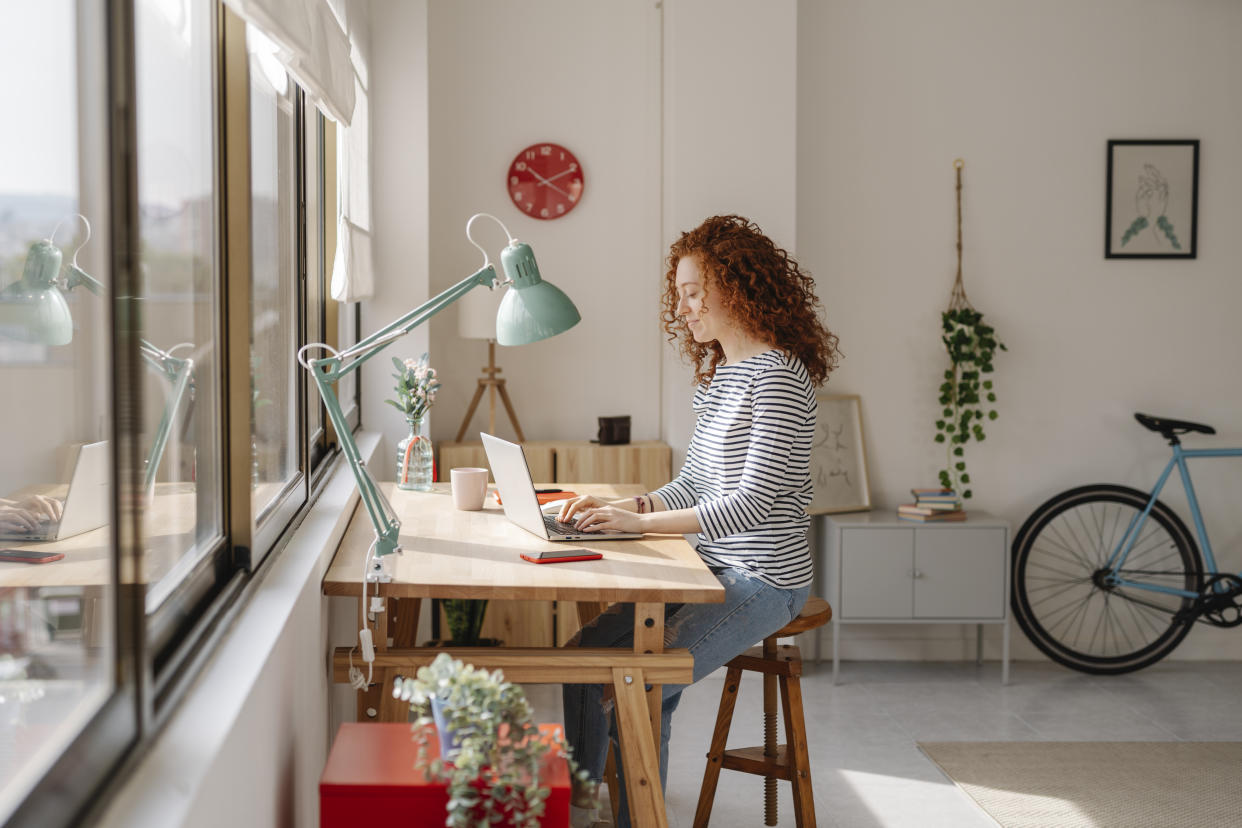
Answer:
[{"left": 613, "top": 666, "right": 668, "bottom": 828}]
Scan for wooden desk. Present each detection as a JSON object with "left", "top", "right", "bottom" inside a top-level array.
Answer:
[{"left": 323, "top": 482, "right": 724, "bottom": 828}]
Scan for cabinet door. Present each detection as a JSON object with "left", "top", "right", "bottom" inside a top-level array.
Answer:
[
  {"left": 554, "top": 442, "right": 671, "bottom": 489},
  {"left": 840, "top": 528, "right": 913, "bottom": 619},
  {"left": 913, "top": 528, "right": 1006, "bottom": 618},
  {"left": 438, "top": 442, "right": 554, "bottom": 484}
]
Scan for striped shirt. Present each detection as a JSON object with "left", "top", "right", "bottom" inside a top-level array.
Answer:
[{"left": 652, "top": 350, "right": 816, "bottom": 589}]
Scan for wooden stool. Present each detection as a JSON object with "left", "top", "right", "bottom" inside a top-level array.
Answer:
[{"left": 694, "top": 597, "right": 832, "bottom": 827}]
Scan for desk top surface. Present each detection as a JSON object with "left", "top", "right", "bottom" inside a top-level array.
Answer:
[{"left": 323, "top": 483, "right": 725, "bottom": 604}]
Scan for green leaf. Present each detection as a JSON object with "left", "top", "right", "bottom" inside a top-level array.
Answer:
[
  {"left": 943, "top": 408, "right": 953, "bottom": 417},
  {"left": 963, "top": 489, "right": 973, "bottom": 499},
  {"left": 935, "top": 434, "right": 946, "bottom": 443},
  {"left": 987, "top": 393, "right": 996, "bottom": 402},
  {"left": 944, "top": 369, "right": 953, "bottom": 380},
  {"left": 955, "top": 462, "right": 966, "bottom": 471},
  {"left": 961, "top": 474, "right": 971, "bottom": 483},
  {"left": 989, "top": 410, "right": 998, "bottom": 420},
  {"left": 935, "top": 420, "right": 945, "bottom": 429},
  {"left": 953, "top": 447, "right": 964, "bottom": 456},
  {"left": 946, "top": 424, "right": 955, "bottom": 433}
]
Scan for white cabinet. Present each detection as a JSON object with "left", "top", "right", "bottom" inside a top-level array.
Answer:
[{"left": 820, "top": 512, "right": 1010, "bottom": 683}]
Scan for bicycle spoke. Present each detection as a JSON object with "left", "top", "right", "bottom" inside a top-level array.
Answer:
[{"left": 1012, "top": 487, "right": 1202, "bottom": 673}]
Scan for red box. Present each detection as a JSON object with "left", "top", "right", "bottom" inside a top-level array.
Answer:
[{"left": 320, "top": 722, "right": 570, "bottom": 827}]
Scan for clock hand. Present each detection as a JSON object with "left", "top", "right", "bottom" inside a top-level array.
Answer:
[
  {"left": 526, "top": 168, "right": 570, "bottom": 198},
  {"left": 537, "top": 167, "right": 577, "bottom": 186}
]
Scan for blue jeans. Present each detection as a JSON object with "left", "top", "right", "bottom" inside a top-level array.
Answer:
[{"left": 562, "top": 566, "right": 810, "bottom": 827}]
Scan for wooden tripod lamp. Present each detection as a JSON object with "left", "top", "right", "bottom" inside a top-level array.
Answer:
[{"left": 454, "top": 288, "right": 526, "bottom": 442}]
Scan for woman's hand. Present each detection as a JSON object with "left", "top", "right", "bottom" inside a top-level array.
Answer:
[
  {"left": 573, "top": 505, "right": 643, "bottom": 534},
  {"left": 0, "top": 495, "right": 63, "bottom": 533},
  {"left": 556, "top": 495, "right": 643, "bottom": 534},
  {"left": 555, "top": 495, "right": 612, "bottom": 523}
]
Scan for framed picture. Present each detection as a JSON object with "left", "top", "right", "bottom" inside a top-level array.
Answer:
[
  {"left": 1105, "top": 139, "right": 1199, "bottom": 259},
  {"left": 807, "top": 394, "right": 871, "bottom": 515}
]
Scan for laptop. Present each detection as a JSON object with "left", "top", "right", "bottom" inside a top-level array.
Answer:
[
  {"left": 0, "top": 441, "right": 110, "bottom": 542},
  {"left": 481, "top": 432, "right": 643, "bottom": 542}
]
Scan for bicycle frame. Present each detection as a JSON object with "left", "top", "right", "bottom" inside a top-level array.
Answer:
[{"left": 1103, "top": 445, "right": 1242, "bottom": 599}]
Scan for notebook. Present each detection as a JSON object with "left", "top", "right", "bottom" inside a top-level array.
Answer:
[
  {"left": 0, "top": 441, "right": 109, "bottom": 542},
  {"left": 480, "top": 432, "right": 643, "bottom": 542}
]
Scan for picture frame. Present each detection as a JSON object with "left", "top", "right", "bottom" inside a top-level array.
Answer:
[
  {"left": 807, "top": 393, "right": 871, "bottom": 515},
  {"left": 1105, "top": 139, "right": 1199, "bottom": 259}
]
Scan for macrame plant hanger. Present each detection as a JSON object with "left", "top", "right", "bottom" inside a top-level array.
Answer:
[{"left": 948, "top": 158, "right": 973, "bottom": 313}]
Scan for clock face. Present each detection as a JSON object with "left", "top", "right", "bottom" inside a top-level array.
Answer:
[{"left": 507, "top": 143, "right": 584, "bottom": 220}]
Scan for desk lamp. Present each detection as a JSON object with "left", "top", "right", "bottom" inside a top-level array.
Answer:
[
  {"left": 299, "top": 213, "right": 580, "bottom": 584},
  {"left": 0, "top": 219, "right": 195, "bottom": 496}
]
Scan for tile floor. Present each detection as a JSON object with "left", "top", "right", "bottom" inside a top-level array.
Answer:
[{"left": 528, "top": 659, "right": 1242, "bottom": 827}]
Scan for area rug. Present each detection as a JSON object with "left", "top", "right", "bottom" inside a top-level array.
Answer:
[{"left": 918, "top": 741, "right": 1242, "bottom": 828}]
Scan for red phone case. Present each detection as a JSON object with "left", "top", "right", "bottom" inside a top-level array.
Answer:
[
  {"left": 519, "top": 551, "right": 603, "bottom": 565},
  {"left": 0, "top": 551, "right": 65, "bottom": 564}
]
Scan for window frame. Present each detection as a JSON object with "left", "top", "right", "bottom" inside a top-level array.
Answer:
[{"left": 4, "top": 3, "right": 357, "bottom": 825}]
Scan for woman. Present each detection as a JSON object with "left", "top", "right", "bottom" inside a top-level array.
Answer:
[{"left": 560, "top": 214, "right": 839, "bottom": 825}]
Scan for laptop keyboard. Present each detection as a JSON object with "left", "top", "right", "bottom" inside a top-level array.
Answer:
[{"left": 544, "top": 515, "right": 581, "bottom": 536}]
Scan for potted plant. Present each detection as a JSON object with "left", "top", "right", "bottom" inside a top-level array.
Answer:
[
  {"left": 933, "top": 160, "right": 1006, "bottom": 500},
  {"left": 396, "top": 653, "right": 594, "bottom": 828}
]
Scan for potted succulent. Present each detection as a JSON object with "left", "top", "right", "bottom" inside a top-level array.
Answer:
[{"left": 395, "top": 653, "right": 594, "bottom": 828}]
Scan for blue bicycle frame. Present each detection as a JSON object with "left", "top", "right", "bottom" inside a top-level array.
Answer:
[{"left": 1103, "top": 445, "right": 1242, "bottom": 598}]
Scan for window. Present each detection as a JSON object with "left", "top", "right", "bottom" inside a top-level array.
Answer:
[
  {"left": 0, "top": 4, "right": 121, "bottom": 824},
  {"left": 134, "top": 0, "right": 224, "bottom": 613},
  {"left": 0, "top": 3, "right": 355, "bottom": 825},
  {"left": 247, "top": 24, "right": 306, "bottom": 544}
]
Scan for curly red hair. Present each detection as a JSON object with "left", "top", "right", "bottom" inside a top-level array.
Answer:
[{"left": 661, "top": 215, "right": 839, "bottom": 387}]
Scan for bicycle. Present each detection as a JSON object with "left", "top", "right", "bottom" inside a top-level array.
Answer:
[{"left": 1010, "top": 412, "right": 1242, "bottom": 674}]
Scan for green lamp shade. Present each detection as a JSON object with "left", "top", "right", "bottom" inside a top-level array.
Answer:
[
  {"left": 0, "top": 240, "right": 74, "bottom": 345},
  {"left": 495, "top": 240, "right": 581, "bottom": 346}
]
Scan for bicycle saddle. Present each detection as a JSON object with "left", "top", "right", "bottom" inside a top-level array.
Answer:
[{"left": 1134, "top": 412, "right": 1216, "bottom": 442}]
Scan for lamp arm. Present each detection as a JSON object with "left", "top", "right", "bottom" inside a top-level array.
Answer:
[
  {"left": 64, "top": 263, "right": 106, "bottom": 296},
  {"left": 143, "top": 354, "right": 194, "bottom": 495},
  {"left": 300, "top": 265, "right": 499, "bottom": 560}
]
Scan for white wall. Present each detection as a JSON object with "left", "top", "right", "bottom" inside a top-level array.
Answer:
[
  {"left": 422, "top": 0, "right": 663, "bottom": 448},
  {"left": 365, "top": 0, "right": 430, "bottom": 478},
  {"left": 660, "top": 0, "right": 798, "bottom": 464},
  {"left": 797, "top": 0, "right": 1242, "bottom": 660}
]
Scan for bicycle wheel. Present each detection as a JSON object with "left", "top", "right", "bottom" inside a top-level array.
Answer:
[{"left": 1011, "top": 484, "right": 1203, "bottom": 674}]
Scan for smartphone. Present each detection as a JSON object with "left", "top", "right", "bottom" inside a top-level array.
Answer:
[
  {"left": 519, "top": 549, "right": 603, "bottom": 565},
  {"left": 0, "top": 549, "right": 65, "bottom": 564}
]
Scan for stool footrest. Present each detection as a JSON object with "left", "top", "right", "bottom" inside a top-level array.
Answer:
[
  {"left": 726, "top": 644, "right": 803, "bottom": 677},
  {"left": 719, "top": 745, "right": 793, "bottom": 780}
]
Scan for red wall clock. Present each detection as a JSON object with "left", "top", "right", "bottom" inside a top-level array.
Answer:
[{"left": 507, "top": 143, "right": 584, "bottom": 220}]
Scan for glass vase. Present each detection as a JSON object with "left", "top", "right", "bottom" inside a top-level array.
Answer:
[{"left": 396, "top": 416, "right": 433, "bottom": 491}]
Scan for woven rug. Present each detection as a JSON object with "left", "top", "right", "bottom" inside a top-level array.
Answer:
[{"left": 919, "top": 741, "right": 1242, "bottom": 828}]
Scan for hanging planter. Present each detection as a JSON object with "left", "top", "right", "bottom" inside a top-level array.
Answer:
[{"left": 934, "top": 160, "right": 1007, "bottom": 500}]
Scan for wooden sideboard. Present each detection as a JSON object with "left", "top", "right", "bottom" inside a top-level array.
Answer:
[
  {"left": 434, "top": 439, "right": 674, "bottom": 646},
  {"left": 439, "top": 440, "right": 672, "bottom": 493}
]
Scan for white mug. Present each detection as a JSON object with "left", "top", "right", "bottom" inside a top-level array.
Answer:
[{"left": 450, "top": 467, "right": 489, "bottom": 511}]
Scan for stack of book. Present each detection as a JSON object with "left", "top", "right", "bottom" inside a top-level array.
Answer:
[{"left": 897, "top": 488, "right": 966, "bottom": 522}]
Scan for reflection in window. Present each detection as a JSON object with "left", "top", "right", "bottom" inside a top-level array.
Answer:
[
  {"left": 135, "top": 0, "right": 222, "bottom": 610},
  {"left": 0, "top": 2, "right": 114, "bottom": 819},
  {"left": 248, "top": 25, "right": 300, "bottom": 519}
]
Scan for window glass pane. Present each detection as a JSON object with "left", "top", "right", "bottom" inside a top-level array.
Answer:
[
  {"left": 247, "top": 26, "right": 300, "bottom": 517},
  {"left": 0, "top": 2, "right": 115, "bottom": 817},
  {"left": 306, "top": 109, "right": 327, "bottom": 466},
  {"left": 135, "top": 0, "right": 222, "bottom": 611}
]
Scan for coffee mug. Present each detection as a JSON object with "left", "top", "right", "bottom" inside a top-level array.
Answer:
[{"left": 450, "top": 467, "right": 489, "bottom": 510}]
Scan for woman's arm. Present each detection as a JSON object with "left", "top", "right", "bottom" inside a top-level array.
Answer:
[{"left": 561, "top": 490, "right": 703, "bottom": 535}]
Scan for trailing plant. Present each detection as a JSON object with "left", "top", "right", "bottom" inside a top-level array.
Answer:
[
  {"left": 934, "top": 160, "right": 1007, "bottom": 500},
  {"left": 397, "top": 653, "right": 594, "bottom": 828},
  {"left": 936, "top": 307, "right": 1005, "bottom": 498}
]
